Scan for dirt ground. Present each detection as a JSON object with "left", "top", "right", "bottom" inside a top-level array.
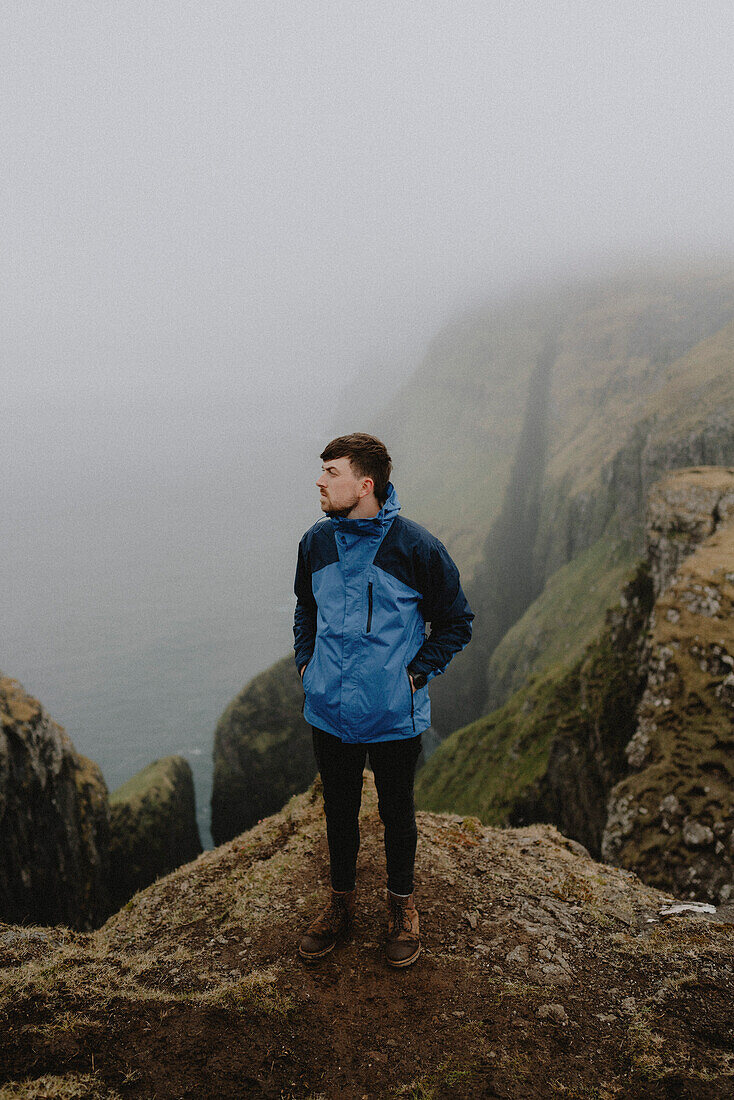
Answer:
[{"left": 1, "top": 775, "right": 733, "bottom": 1099}]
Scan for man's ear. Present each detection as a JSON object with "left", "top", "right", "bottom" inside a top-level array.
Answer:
[{"left": 360, "top": 476, "right": 375, "bottom": 498}]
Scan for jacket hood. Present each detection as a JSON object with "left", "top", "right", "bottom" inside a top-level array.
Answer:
[{"left": 328, "top": 480, "right": 401, "bottom": 535}]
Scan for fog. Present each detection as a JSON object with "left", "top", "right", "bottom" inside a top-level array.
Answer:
[
  {"left": 2, "top": 1, "right": 733, "bottom": 844},
  {"left": 4, "top": 3, "right": 733, "bottom": 435}
]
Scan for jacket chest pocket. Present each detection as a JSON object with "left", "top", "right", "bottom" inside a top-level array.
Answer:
[{"left": 366, "top": 582, "right": 373, "bottom": 633}]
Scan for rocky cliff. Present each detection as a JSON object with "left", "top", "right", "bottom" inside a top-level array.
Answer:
[
  {"left": 108, "top": 756, "right": 203, "bottom": 913},
  {"left": 0, "top": 676, "right": 111, "bottom": 930},
  {"left": 602, "top": 467, "right": 734, "bottom": 902},
  {"left": 1, "top": 775, "right": 733, "bottom": 1098},
  {"left": 418, "top": 467, "right": 734, "bottom": 906},
  {"left": 0, "top": 676, "right": 203, "bottom": 930}
]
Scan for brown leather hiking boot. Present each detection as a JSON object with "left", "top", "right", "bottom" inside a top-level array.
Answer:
[
  {"left": 298, "top": 888, "right": 356, "bottom": 961},
  {"left": 385, "top": 890, "right": 421, "bottom": 968}
]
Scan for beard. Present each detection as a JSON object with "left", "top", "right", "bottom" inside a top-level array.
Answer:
[{"left": 322, "top": 491, "right": 362, "bottom": 518}]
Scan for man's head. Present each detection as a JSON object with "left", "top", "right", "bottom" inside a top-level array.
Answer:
[{"left": 316, "top": 433, "right": 392, "bottom": 519}]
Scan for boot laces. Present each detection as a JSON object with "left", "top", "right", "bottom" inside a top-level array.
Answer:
[
  {"left": 390, "top": 895, "right": 413, "bottom": 933},
  {"left": 312, "top": 893, "right": 347, "bottom": 935}
]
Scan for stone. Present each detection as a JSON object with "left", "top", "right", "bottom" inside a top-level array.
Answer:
[
  {"left": 682, "top": 820, "right": 715, "bottom": 848},
  {"left": 659, "top": 901, "right": 716, "bottom": 918}
]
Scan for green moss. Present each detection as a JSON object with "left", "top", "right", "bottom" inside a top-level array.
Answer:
[
  {"left": 109, "top": 756, "right": 180, "bottom": 808},
  {"left": 415, "top": 662, "right": 574, "bottom": 824},
  {"left": 487, "top": 532, "right": 637, "bottom": 709}
]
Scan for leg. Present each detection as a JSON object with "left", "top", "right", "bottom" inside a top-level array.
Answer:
[
  {"left": 312, "top": 726, "right": 366, "bottom": 892},
  {"left": 368, "top": 734, "right": 423, "bottom": 895}
]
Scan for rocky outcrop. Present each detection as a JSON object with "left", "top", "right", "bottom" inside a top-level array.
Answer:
[
  {"left": 645, "top": 465, "right": 734, "bottom": 597},
  {"left": 479, "top": 424, "right": 734, "bottom": 720},
  {"left": 419, "top": 467, "right": 734, "bottom": 905},
  {"left": 0, "top": 676, "right": 111, "bottom": 929},
  {"left": 0, "top": 676, "right": 206, "bottom": 929},
  {"left": 602, "top": 469, "right": 734, "bottom": 902},
  {"left": 1, "top": 776, "right": 733, "bottom": 1098},
  {"left": 108, "top": 756, "right": 202, "bottom": 912},
  {"left": 210, "top": 655, "right": 317, "bottom": 844}
]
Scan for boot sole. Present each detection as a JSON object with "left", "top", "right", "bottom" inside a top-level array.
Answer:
[
  {"left": 385, "top": 942, "right": 421, "bottom": 968},
  {"left": 298, "top": 925, "right": 352, "bottom": 961},
  {"left": 298, "top": 940, "right": 336, "bottom": 961}
]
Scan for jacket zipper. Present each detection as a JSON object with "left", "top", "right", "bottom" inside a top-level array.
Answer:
[
  {"left": 408, "top": 669, "right": 415, "bottom": 731},
  {"left": 366, "top": 582, "right": 373, "bottom": 633}
]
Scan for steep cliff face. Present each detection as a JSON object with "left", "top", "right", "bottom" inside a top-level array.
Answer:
[
  {"left": 602, "top": 468, "right": 734, "bottom": 902},
  {"left": 486, "top": 532, "right": 636, "bottom": 711},
  {"left": 380, "top": 265, "right": 734, "bottom": 590},
  {"left": 2, "top": 776, "right": 733, "bottom": 1099},
  {"left": 0, "top": 676, "right": 111, "bottom": 930},
  {"left": 435, "top": 304, "right": 734, "bottom": 733},
  {"left": 0, "top": 677, "right": 205, "bottom": 929},
  {"left": 534, "top": 308, "right": 734, "bottom": 581},
  {"left": 428, "top": 337, "right": 556, "bottom": 735},
  {"left": 418, "top": 467, "right": 734, "bottom": 905},
  {"left": 108, "top": 756, "right": 203, "bottom": 912},
  {"left": 210, "top": 655, "right": 316, "bottom": 845},
  {"left": 375, "top": 298, "right": 551, "bottom": 580}
]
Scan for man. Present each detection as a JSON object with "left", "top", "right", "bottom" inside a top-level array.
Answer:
[{"left": 293, "top": 433, "right": 473, "bottom": 968}]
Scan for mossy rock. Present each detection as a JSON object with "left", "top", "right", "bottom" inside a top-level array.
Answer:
[{"left": 109, "top": 755, "right": 202, "bottom": 911}]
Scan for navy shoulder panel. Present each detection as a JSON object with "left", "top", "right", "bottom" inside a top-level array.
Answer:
[
  {"left": 373, "top": 516, "right": 436, "bottom": 592},
  {"left": 300, "top": 518, "right": 339, "bottom": 573}
]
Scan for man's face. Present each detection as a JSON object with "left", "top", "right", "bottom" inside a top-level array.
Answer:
[{"left": 316, "top": 456, "right": 367, "bottom": 517}]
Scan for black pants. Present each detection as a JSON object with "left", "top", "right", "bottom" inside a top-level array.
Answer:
[{"left": 312, "top": 726, "right": 423, "bottom": 895}]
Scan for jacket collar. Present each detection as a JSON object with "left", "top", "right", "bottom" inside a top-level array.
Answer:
[{"left": 328, "top": 481, "right": 401, "bottom": 535}]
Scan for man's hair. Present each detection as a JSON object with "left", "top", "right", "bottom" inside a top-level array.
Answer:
[{"left": 320, "top": 433, "right": 393, "bottom": 505}]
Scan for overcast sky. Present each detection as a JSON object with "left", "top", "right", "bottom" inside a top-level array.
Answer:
[{"left": 3, "top": 1, "right": 734, "bottom": 484}]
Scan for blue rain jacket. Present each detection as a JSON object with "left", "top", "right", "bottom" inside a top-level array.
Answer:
[{"left": 293, "top": 481, "right": 474, "bottom": 743}]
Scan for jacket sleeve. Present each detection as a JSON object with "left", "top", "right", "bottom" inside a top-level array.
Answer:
[
  {"left": 293, "top": 537, "right": 317, "bottom": 673},
  {"left": 407, "top": 538, "right": 474, "bottom": 683}
]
